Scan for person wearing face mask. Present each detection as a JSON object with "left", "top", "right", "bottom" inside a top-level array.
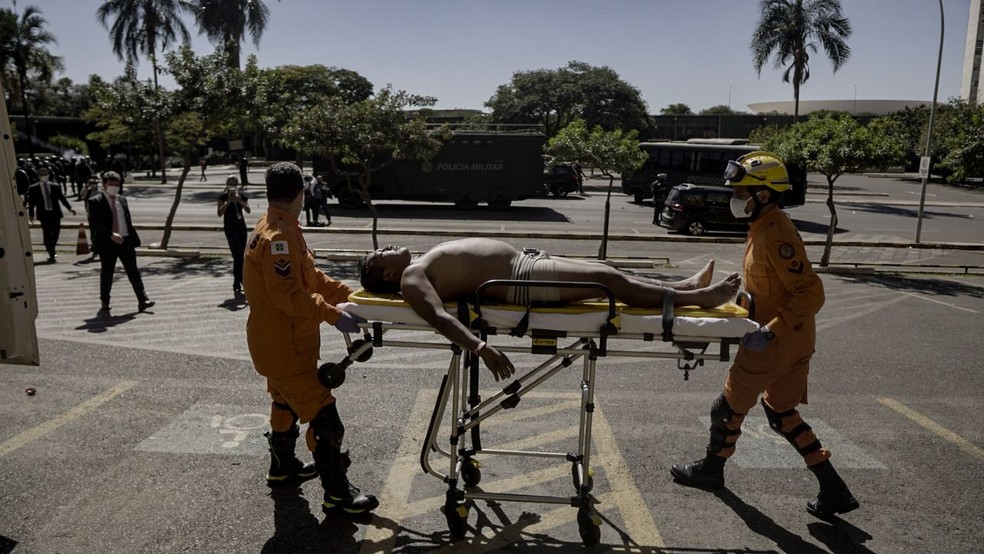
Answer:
[
  {"left": 243, "top": 162, "right": 377, "bottom": 516},
  {"left": 217, "top": 175, "right": 251, "bottom": 296},
  {"left": 87, "top": 171, "right": 154, "bottom": 315},
  {"left": 27, "top": 167, "right": 76, "bottom": 262},
  {"left": 671, "top": 152, "right": 858, "bottom": 520}
]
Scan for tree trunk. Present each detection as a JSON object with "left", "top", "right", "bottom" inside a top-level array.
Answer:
[
  {"left": 599, "top": 174, "right": 614, "bottom": 260},
  {"left": 157, "top": 161, "right": 191, "bottom": 249},
  {"left": 17, "top": 70, "right": 31, "bottom": 158},
  {"left": 152, "top": 55, "right": 168, "bottom": 184},
  {"left": 820, "top": 175, "right": 838, "bottom": 267},
  {"left": 360, "top": 172, "right": 380, "bottom": 250}
]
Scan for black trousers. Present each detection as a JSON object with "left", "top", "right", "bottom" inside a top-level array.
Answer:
[
  {"left": 225, "top": 225, "right": 247, "bottom": 288},
  {"left": 40, "top": 218, "right": 61, "bottom": 258},
  {"left": 99, "top": 239, "right": 146, "bottom": 304}
]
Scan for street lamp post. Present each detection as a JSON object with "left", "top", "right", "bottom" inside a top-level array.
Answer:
[{"left": 915, "top": 0, "right": 944, "bottom": 243}]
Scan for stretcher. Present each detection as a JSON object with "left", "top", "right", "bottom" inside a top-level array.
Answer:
[{"left": 323, "top": 280, "right": 757, "bottom": 546}]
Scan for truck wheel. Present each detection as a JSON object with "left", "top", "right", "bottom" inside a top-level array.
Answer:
[
  {"left": 633, "top": 190, "right": 645, "bottom": 203},
  {"left": 488, "top": 195, "right": 511, "bottom": 210}
]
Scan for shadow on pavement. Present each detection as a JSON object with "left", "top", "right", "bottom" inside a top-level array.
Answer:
[
  {"left": 332, "top": 203, "right": 571, "bottom": 223},
  {"left": 841, "top": 203, "right": 975, "bottom": 220},
  {"left": 808, "top": 518, "right": 876, "bottom": 554},
  {"left": 792, "top": 218, "right": 850, "bottom": 235},
  {"left": 713, "top": 489, "right": 829, "bottom": 554},
  {"left": 75, "top": 311, "right": 136, "bottom": 333},
  {"left": 843, "top": 274, "right": 984, "bottom": 299}
]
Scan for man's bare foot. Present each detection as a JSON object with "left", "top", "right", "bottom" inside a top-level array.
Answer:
[
  {"left": 672, "top": 260, "right": 715, "bottom": 290},
  {"left": 690, "top": 273, "right": 740, "bottom": 309}
]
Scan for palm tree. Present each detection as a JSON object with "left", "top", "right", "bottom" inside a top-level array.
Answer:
[
  {"left": 185, "top": 0, "right": 272, "bottom": 69},
  {"left": 0, "top": 1, "right": 62, "bottom": 157},
  {"left": 750, "top": 0, "right": 852, "bottom": 120},
  {"left": 96, "top": 0, "right": 191, "bottom": 182}
]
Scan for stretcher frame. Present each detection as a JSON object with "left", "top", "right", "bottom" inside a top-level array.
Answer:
[{"left": 335, "top": 280, "right": 754, "bottom": 546}]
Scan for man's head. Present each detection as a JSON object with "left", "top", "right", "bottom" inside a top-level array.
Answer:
[
  {"left": 37, "top": 167, "right": 50, "bottom": 181},
  {"left": 724, "top": 151, "right": 787, "bottom": 219},
  {"left": 359, "top": 246, "right": 411, "bottom": 294},
  {"left": 102, "top": 171, "right": 121, "bottom": 196},
  {"left": 265, "top": 162, "right": 304, "bottom": 217}
]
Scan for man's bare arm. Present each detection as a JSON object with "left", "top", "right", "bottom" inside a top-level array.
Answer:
[{"left": 401, "top": 266, "right": 515, "bottom": 382}]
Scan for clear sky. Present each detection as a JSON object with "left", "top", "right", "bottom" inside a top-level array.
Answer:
[{"left": 31, "top": 0, "right": 972, "bottom": 113}]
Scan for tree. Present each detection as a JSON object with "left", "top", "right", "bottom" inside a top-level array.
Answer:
[
  {"left": 660, "top": 103, "right": 692, "bottom": 116},
  {"left": 699, "top": 105, "right": 739, "bottom": 116},
  {"left": 185, "top": 0, "right": 273, "bottom": 69},
  {"left": 751, "top": 0, "right": 852, "bottom": 120},
  {"left": 758, "top": 113, "right": 905, "bottom": 266},
  {"left": 281, "top": 87, "right": 451, "bottom": 249},
  {"left": 545, "top": 118, "right": 647, "bottom": 259},
  {"left": 0, "top": 2, "right": 62, "bottom": 156},
  {"left": 486, "top": 60, "right": 650, "bottom": 137},
  {"left": 259, "top": 64, "right": 344, "bottom": 153},
  {"left": 97, "top": 0, "right": 192, "bottom": 181}
]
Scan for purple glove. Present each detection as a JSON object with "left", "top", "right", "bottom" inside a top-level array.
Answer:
[
  {"left": 333, "top": 312, "right": 366, "bottom": 334},
  {"left": 740, "top": 326, "right": 774, "bottom": 352}
]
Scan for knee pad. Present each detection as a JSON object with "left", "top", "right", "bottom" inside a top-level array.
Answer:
[
  {"left": 311, "top": 402, "right": 345, "bottom": 451},
  {"left": 760, "top": 399, "right": 824, "bottom": 459},
  {"left": 708, "top": 393, "right": 744, "bottom": 454}
]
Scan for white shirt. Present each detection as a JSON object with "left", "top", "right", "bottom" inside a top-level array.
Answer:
[{"left": 111, "top": 195, "right": 128, "bottom": 237}]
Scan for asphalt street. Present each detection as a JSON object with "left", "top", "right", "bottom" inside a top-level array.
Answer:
[{"left": 2, "top": 235, "right": 983, "bottom": 552}]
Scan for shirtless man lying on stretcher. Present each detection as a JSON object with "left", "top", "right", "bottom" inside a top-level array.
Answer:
[{"left": 359, "top": 238, "right": 740, "bottom": 381}]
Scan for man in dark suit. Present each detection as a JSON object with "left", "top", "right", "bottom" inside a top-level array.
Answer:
[
  {"left": 28, "top": 167, "right": 76, "bottom": 262},
  {"left": 87, "top": 171, "right": 154, "bottom": 314}
]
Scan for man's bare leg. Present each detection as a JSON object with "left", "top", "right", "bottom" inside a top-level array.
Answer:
[
  {"left": 673, "top": 273, "right": 741, "bottom": 309},
  {"left": 625, "top": 260, "right": 714, "bottom": 290}
]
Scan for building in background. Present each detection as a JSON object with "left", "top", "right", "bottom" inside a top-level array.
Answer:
[{"left": 962, "top": 0, "right": 984, "bottom": 103}]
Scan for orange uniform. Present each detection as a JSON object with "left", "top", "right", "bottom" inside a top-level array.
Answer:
[
  {"left": 721, "top": 207, "right": 828, "bottom": 465},
  {"left": 244, "top": 207, "right": 351, "bottom": 448}
]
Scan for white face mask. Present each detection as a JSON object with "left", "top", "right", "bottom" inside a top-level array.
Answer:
[
  {"left": 105, "top": 185, "right": 119, "bottom": 197},
  {"left": 730, "top": 197, "right": 750, "bottom": 219}
]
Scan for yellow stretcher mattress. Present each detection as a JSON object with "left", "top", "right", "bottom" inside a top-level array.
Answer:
[{"left": 341, "top": 289, "right": 758, "bottom": 339}]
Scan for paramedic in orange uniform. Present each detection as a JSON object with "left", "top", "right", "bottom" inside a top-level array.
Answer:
[
  {"left": 670, "top": 152, "right": 859, "bottom": 519},
  {"left": 244, "top": 162, "right": 378, "bottom": 515}
]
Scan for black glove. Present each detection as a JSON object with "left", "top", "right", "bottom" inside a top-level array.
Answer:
[
  {"left": 333, "top": 312, "right": 366, "bottom": 334},
  {"left": 740, "top": 325, "right": 774, "bottom": 352}
]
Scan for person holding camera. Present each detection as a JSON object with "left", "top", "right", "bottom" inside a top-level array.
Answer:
[{"left": 217, "top": 175, "right": 251, "bottom": 296}]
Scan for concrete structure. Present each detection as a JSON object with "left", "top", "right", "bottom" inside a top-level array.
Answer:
[
  {"left": 747, "top": 99, "right": 931, "bottom": 115},
  {"left": 962, "top": 0, "right": 984, "bottom": 103}
]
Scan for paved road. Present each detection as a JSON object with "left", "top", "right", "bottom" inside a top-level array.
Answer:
[{"left": 2, "top": 248, "right": 983, "bottom": 552}]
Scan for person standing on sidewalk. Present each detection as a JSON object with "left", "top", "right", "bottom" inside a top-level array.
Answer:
[
  {"left": 199, "top": 158, "right": 208, "bottom": 181},
  {"left": 314, "top": 175, "right": 332, "bottom": 226},
  {"left": 244, "top": 162, "right": 377, "bottom": 515},
  {"left": 87, "top": 171, "right": 155, "bottom": 315},
  {"left": 217, "top": 175, "right": 251, "bottom": 296},
  {"left": 670, "top": 152, "right": 859, "bottom": 520},
  {"left": 27, "top": 167, "right": 76, "bottom": 263}
]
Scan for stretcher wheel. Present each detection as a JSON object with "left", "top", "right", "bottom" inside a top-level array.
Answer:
[
  {"left": 348, "top": 339, "right": 373, "bottom": 362},
  {"left": 317, "top": 362, "right": 346, "bottom": 389},
  {"left": 461, "top": 459, "right": 482, "bottom": 487},
  {"left": 576, "top": 507, "right": 602, "bottom": 546},
  {"left": 442, "top": 500, "right": 469, "bottom": 540},
  {"left": 571, "top": 464, "right": 594, "bottom": 493}
]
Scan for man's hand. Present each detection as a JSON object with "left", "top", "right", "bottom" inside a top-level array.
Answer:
[
  {"left": 740, "top": 325, "right": 774, "bottom": 352},
  {"left": 111, "top": 233, "right": 124, "bottom": 245},
  {"left": 333, "top": 312, "right": 365, "bottom": 334},
  {"left": 479, "top": 344, "right": 515, "bottom": 382}
]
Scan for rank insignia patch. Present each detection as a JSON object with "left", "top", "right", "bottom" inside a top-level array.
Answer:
[
  {"left": 274, "top": 259, "right": 291, "bottom": 277},
  {"left": 271, "top": 241, "right": 289, "bottom": 255},
  {"left": 248, "top": 235, "right": 259, "bottom": 250},
  {"left": 788, "top": 260, "right": 804, "bottom": 274},
  {"left": 778, "top": 243, "right": 795, "bottom": 259}
]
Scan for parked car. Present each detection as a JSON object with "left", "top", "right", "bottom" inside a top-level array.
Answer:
[
  {"left": 658, "top": 183, "right": 748, "bottom": 236},
  {"left": 544, "top": 164, "right": 579, "bottom": 197}
]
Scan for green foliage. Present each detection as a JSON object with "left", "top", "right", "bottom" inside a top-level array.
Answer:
[
  {"left": 750, "top": 0, "right": 852, "bottom": 118},
  {"left": 83, "top": 63, "right": 165, "bottom": 152},
  {"left": 185, "top": 0, "right": 270, "bottom": 69},
  {"left": 485, "top": 60, "right": 650, "bottom": 137},
  {"left": 545, "top": 118, "right": 647, "bottom": 178},
  {"left": 0, "top": 3, "right": 63, "bottom": 116},
  {"left": 660, "top": 103, "right": 693, "bottom": 115},
  {"left": 47, "top": 134, "right": 88, "bottom": 155},
  {"left": 96, "top": 0, "right": 191, "bottom": 76},
  {"left": 699, "top": 105, "right": 739, "bottom": 116}
]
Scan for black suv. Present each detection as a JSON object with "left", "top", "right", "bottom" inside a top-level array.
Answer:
[
  {"left": 544, "top": 164, "right": 579, "bottom": 197},
  {"left": 658, "top": 183, "right": 747, "bottom": 236}
]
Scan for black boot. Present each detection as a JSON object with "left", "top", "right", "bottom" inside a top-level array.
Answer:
[
  {"left": 138, "top": 294, "right": 155, "bottom": 312},
  {"left": 318, "top": 449, "right": 379, "bottom": 515},
  {"left": 671, "top": 449, "right": 726, "bottom": 490},
  {"left": 806, "top": 460, "right": 859, "bottom": 518},
  {"left": 265, "top": 426, "right": 318, "bottom": 486}
]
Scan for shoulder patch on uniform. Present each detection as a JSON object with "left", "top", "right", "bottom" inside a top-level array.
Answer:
[
  {"left": 271, "top": 241, "right": 289, "bottom": 255},
  {"left": 274, "top": 259, "right": 291, "bottom": 277},
  {"left": 248, "top": 234, "right": 259, "bottom": 250},
  {"left": 778, "top": 243, "right": 795, "bottom": 259},
  {"left": 787, "top": 260, "right": 804, "bottom": 274}
]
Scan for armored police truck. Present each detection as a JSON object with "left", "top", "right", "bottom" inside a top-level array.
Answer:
[{"left": 314, "top": 129, "right": 547, "bottom": 210}]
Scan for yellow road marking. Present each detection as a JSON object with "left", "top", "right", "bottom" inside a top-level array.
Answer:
[
  {"left": 878, "top": 397, "right": 984, "bottom": 461},
  {"left": 0, "top": 380, "right": 138, "bottom": 458}
]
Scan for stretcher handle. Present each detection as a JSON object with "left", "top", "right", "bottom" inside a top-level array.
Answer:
[{"left": 473, "top": 280, "right": 618, "bottom": 320}]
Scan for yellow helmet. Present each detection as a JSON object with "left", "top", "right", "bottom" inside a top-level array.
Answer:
[{"left": 724, "top": 151, "right": 790, "bottom": 192}]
